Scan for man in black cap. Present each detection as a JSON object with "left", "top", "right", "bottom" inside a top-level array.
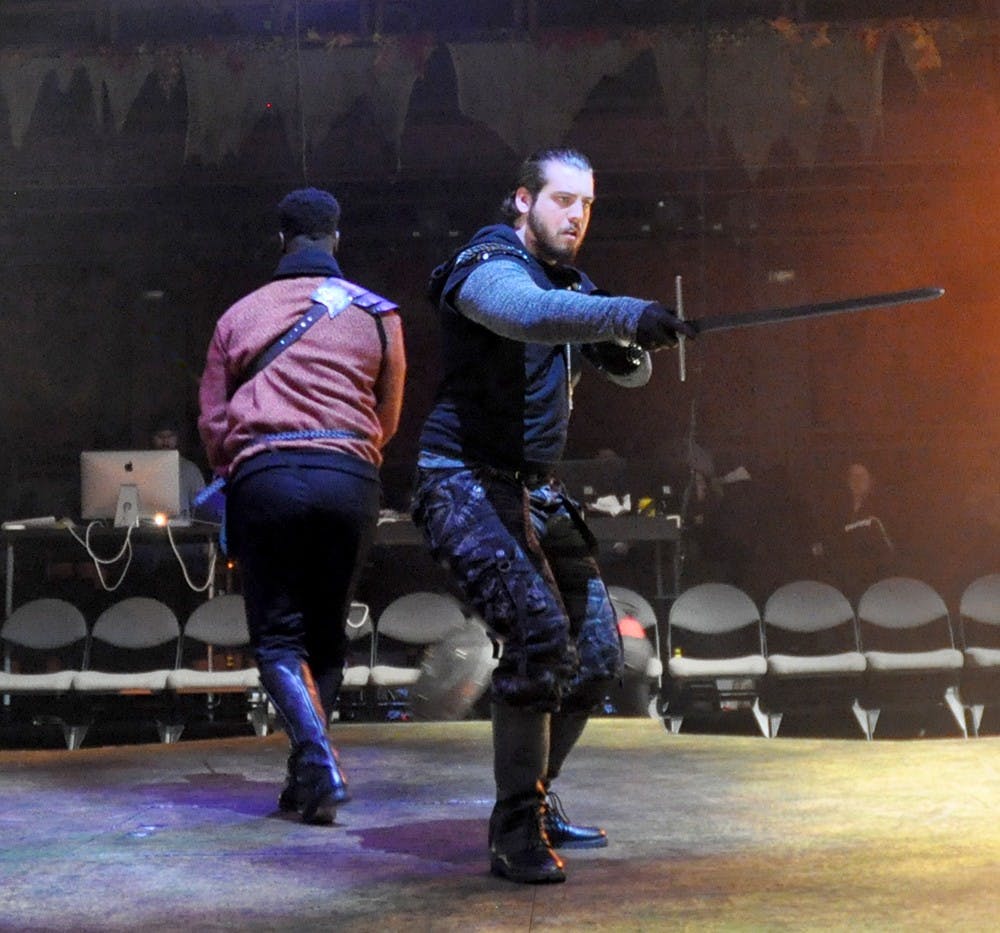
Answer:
[{"left": 199, "top": 187, "right": 406, "bottom": 824}]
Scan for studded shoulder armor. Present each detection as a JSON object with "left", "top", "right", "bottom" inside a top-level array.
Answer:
[
  {"left": 312, "top": 278, "right": 398, "bottom": 316},
  {"left": 451, "top": 241, "right": 533, "bottom": 274}
]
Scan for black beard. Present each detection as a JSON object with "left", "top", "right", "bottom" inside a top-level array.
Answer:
[{"left": 527, "top": 207, "right": 578, "bottom": 264}]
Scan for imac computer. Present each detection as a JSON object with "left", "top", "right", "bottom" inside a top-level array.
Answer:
[{"left": 80, "top": 450, "right": 182, "bottom": 526}]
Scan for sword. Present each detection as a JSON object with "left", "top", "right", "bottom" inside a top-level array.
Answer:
[{"left": 674, "top": 284, "right": 945, "bottom": 381}]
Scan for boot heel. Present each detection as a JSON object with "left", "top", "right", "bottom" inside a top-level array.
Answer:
[
  {"left": 300, "top": 791, "right": 337, "bottom": 825},
  {"left": 489, "top": 849, "right": 565, "bottom": 884},
  {"left": 293, "top": 763, "right": 351, "bottom": 824}
]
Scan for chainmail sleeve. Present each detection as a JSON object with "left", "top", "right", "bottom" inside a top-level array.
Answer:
[{"left": 454, "top": 258, "right": 650, "bottom": 346}]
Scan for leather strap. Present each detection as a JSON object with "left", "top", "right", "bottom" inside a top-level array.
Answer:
[
  {"left": 238, "top": 299, "right": 328, "bottom": 389},
  {"left": 230, "top": 277, "right": 397, "bottom": 398}
]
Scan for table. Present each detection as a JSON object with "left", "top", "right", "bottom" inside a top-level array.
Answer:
[
  {"left": 5, "top": 514, "right": 682, "bottom": 616},
  {"left": 2, "top": 521, "right": 221, "bottom": 619},
  {"left": 375, "top": 512, "right": 682, "bottom": 600}
]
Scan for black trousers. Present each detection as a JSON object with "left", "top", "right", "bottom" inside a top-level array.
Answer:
[
  {"left": 227, "top": 449, "right": 380, "bottom": 680},
  {"left": 411, "top": 465, "right": 621, "bottom": 713}
]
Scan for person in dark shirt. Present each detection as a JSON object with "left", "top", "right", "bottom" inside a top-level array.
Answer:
[
  {"left": 411, "top": 148, "right": 694, "bottom": 883},
  {"left": 812, "top": 462, "right": 895, "bottom": 602}
]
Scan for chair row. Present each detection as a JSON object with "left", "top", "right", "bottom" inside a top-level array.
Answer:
[
  {"left": 0, "top": 589, "right": 498, "bottom": 747},
  {"left": 656, "top": 574, "right": 1000, "bottom": 740},
  {"left": 0, "top": 594, "right": 266, "bottom": 748}
]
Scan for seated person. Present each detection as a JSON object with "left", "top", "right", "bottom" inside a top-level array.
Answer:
[
  {"left": 150, "top": 415, "right": 207, "bottom": 519},
  {"left": 812, "top": 462, "right": 895, "bottom": 601}
]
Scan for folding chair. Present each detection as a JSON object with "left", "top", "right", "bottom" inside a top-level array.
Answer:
[
  {"left": 71, "top": 596, "right": 181, "bottom": 745},
  {"left": 166, "top": 594, "right": 265, "bottom": 740},
  {"left": 760, "top": 580, "right": 867, "bottom": 738},
  {"left": 957, "top": 574, "right": 1000, "bottom": 736},
  {"left": 0, "top": 598, "right": 89, "bottom": 749},
  {"left": 856, "top": 577, "right": 966, "bottom": 739},
  {"left": 663, "top": 583, "right": 767, "bottom": 736}
]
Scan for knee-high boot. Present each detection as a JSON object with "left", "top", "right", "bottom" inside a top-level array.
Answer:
[
  {"left": 260, "top": 658, "right": 350, "bottom": 824},
  {"left": 488, "top": 703, "right": 565, "bottom": 884},
  {"left": 276, "top": 663, "right": 346, "bottom": 816},
  {"left": 543, "top": 711, "right": 607, "bottom": 849}
]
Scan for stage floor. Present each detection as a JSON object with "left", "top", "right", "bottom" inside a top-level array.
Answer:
[{"left": 2, "top": 719, "right": 999, "bottom": 931}]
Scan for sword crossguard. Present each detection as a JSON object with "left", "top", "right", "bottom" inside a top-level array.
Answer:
[{"left": 675, "top": 274, "right": 686, "bottom": 383}]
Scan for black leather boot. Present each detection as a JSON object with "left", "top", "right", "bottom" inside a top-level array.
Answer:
[
  {"left": 542, "top": 710, "right": 608, "bottom": 848},
  {"left": 277, "top": 664, "right": 345, "bottom": 814},
  {"left": 277, "top": 745, "right": 350, "bottom": 817},
  {"left": 543, "top": 787, "right": 607, "bottom": 849},
  {"left": 489, "top": 787, "right": 565, "bottom": 884},
  {"left": 489, "top": 703, "right": 564, "bottom": 884},
  {"left": 260, "top": 658, "right": 350, "bottom": 824}
]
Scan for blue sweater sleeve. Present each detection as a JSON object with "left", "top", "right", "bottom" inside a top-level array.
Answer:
[{"left": 453, "top": 258, "right": 651, "bottom": 346}]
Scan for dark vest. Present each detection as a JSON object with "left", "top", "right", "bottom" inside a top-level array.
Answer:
[{"left": 418, "top": 224, "right": 596, "bottom": 471}]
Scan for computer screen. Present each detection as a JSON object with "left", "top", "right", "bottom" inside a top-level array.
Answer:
[
  {"left": 556, "top": 457, "right": 629, "bottom": 501},
  {"left": 80, "top": 450, "right": 182, "bottom": 522}
]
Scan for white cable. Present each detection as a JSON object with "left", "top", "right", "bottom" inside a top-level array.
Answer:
[
  {"left": 164, "top": 524, "right": 217, "bottom": 593},
  {"left": 64, "top": 520, "right": 218, "bottom": 593},
  {"left": 64, "top": 520, "right": 136, "bottom": 592}
]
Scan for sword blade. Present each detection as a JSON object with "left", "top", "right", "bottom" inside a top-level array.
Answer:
[{"left": 695, "top": 286, "right": 944, "bottom": 335}]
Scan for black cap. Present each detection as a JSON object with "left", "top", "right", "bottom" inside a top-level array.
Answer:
[{"left": 277, "top": 187, "right": 341, "bottom": 239}]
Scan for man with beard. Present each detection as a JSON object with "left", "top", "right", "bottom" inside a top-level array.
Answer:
[{"left": 411, "top": 149, "right": 695, "bottom": 883}]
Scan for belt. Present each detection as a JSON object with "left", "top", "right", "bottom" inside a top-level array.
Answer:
[{"left": 485, "top": 464, "right": 553, "bottom": 488}]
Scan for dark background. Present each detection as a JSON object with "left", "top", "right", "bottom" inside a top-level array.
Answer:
[{"left": 0, "top": 1, "right": 996, "bottom": 604}]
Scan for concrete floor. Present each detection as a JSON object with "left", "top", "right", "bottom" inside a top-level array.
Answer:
[{"left": 2, "top": 718, "right": 1000, "bottom": 932}]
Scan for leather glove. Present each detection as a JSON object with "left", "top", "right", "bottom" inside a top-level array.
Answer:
[{"left": 635, "top": 302, "right": 698, "bottom": 349}]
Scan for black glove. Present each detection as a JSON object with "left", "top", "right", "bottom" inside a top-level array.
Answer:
[{"left": 635, "top": 302, "right": 698, "bottom": 349}]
